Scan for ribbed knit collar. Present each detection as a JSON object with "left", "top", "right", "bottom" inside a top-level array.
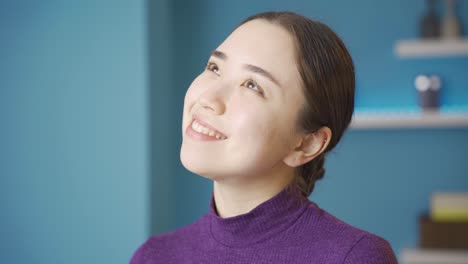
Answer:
[{"left": 208, "top": 183, "right": 310, "bottom": 248}]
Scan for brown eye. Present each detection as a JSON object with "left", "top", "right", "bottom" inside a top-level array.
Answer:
[
  {"left": 242, "top": 79, "right": 263, "bottom": 94},
  {"left": 206, "top": 62, "right": 220, "bottom": 75}
]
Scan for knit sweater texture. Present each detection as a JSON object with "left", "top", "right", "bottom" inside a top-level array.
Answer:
[{"left": 130, "top": 184, "right": 398, "bottom": 263}]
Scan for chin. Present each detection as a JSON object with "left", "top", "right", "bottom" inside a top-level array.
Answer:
[
  {"left": 180, "top": 146, "right": 216, "bottom": 179},
  {"left": 180, "top": 141, "right": 266, "bottom": 182}
]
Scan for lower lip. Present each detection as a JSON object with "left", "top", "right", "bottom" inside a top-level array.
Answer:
[{"left": 186, "top": 122, "right": 225, "bottom": 141}]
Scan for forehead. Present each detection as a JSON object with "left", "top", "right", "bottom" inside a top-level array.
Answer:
[{"left": 216, "top": 19, "right": 301, "bottom": 89}]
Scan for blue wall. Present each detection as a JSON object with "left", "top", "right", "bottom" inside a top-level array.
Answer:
[
  {"left": 0, "top": 1, "right": 149, "bottom": 263},
  {"left": 152, "top": 0, "right": 468, "bottom": 260},
  {"left": 2, "top": 0, "right": 466, "bottom": 262},
  {"left": 147, "top": 0, "right": 178, "bottom": 235}
]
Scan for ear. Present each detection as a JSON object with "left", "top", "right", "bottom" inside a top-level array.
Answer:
[{"left": 283, "top": 127, "right": 332, "bottom": 168}]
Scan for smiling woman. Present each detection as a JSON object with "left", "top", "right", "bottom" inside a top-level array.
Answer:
[{"left": 131, "top": 11, "right": 398, "bottom": 264}]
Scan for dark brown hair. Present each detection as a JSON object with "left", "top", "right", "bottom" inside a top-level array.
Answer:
[{"left": 238, "top": 12, "right": 355, "bottom": 198}]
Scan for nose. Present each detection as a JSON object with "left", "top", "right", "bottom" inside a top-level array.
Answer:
[{"left": 197, "top": 85, "right": 226, "bottom": 115}]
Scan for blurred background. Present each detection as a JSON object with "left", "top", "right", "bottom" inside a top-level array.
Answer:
[{"left": 1, "top": 0, "right": 467, "bottom": 263}]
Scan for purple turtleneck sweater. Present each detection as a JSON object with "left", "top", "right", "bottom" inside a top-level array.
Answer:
[{"left": 130, "top": 184, "right": 398, "bottom": 263}]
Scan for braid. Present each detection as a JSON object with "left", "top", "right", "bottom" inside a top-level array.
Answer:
[{"left": 294, "top": 153, "right": 326, "bottom": 198}]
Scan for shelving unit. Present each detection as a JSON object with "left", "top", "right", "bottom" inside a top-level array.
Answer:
[
  {"left": 350, "top": 110, "right": 468, "bottom": 129},
  {"left": 394, "top": 38, "right": 468, "bottom": 58},
  {"left": 365, "top": 38, "right": 468, "bottom": 129}
]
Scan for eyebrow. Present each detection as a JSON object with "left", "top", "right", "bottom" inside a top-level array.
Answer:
[{"left": 210, "top": 50, "right": 281, "bottom": 87}]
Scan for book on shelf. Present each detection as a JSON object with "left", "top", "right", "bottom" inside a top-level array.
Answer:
[
  {"left": 401, "top": 248, "right": 468, "bottom": 264},
  {"left": 431, "top": 192, "right": 468, "bottom": 222},
  {"left": 403, "top": 192, "right": 468, "bottom": 263},
  {"left": 420, "top": 214, "right": 468, "bottom": 249}
]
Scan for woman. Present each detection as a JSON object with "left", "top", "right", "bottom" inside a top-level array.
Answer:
[{"left": 131, "top": 11, "right": 398, "bottom": 264}]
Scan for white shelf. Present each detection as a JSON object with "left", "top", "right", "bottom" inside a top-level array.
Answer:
[
  {"left": 350, "top": 110, "right": 468, "bottom": 129},
  {"left": 395, "top": 38, "right": 468, "bottom": 58},
  {"left": 400, "top": 248, "right": 468, "bottom": 264}
]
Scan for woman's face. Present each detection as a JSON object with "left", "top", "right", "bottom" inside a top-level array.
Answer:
[{"left": 180, "top": 19, "right": 306, "bottom": 183}]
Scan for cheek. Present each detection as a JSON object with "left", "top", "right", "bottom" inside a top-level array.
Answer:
[
  {"left": 230, "top": 105, "right": 292, "bottom": 160},
  {"left": 231, "top": 94, "right": 296, "bottom": 141}
]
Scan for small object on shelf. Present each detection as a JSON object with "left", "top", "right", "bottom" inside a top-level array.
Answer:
[
  {"left": 441, "top": 0, "right": 462, "bottom": 39},
  {"left": 421, "top": 0, "right": 440, "bottom": 38},
  {"left": 415, "top": 74, "right": 441, "bottom": 110},
  {"left": 420, "top": 214, "right": 468, "bottom": 249}
]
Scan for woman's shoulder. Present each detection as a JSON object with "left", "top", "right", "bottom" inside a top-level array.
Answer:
[
  {"left": 300, "top": 201, "right": 398, "bottom": 263},
  {"left": 342, "top": 233, "right": 398, "bottom": 264}
]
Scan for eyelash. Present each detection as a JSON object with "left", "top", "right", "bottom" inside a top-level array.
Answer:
[{"left": 205, "top": 61, "right": 264, "bottom": 95}]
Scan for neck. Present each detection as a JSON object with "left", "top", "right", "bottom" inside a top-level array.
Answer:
[{"left": 213, "top": 170, "right": 295, "bottom": 218}]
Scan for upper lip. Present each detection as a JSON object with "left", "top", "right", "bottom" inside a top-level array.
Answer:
[{"left": 192, "top": 113, "right": 228, "bottom": 138}]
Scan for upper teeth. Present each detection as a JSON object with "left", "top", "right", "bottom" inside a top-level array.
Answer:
[{"left": 191, "top": 120, "right": 227, "bottom": 140}]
